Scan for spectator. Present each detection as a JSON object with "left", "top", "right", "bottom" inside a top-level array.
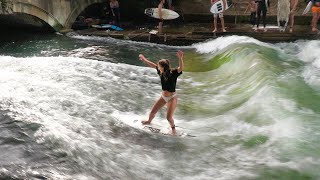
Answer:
[
  {"left": 211, "top": 0, "right": 226, "bottom": 32},
  {"left": 311, "top": 0, "right": 320, "bottom": 32},
  {"left": 244, "top": 0, "right": 257, "bottom": 27},
  {"left": 289, "top": 0, "right": 298, "bottom": 32},
  {"left": 254, "top": 0, "right": 270, "bottom": 32},
  {"left": 110, "top": 0, "right": 120, "bottom": 25}
]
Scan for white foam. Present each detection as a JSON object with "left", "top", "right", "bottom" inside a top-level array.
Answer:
[
  {"left": 296, "top": 40, "right": 320, "bottom": 88},
  {"left": 192, "top": 35, "right": 269, "bottom": 54}
]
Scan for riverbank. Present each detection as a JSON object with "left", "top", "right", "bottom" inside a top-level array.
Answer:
[{"left": 73, "top": 20, "right": 320, "bottom": 46}]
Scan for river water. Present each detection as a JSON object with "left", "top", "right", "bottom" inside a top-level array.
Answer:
[{"left": 0, "top": 32, "right": 320, "bottom": 180}]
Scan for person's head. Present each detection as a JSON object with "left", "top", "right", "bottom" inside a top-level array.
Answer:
[
  {"left": 158, "top": 59, "right": 171, "bottom": 74},
  {"left": 159, "top": 0, "right": 165, "bottom": 4}
]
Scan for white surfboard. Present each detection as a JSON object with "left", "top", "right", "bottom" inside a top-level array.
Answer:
[
  {"left": 130, "top": 120, "right": 191, "bottom": 137},
  {"left": 252, "top": 25, "right": 279, "bottom": 30},
  {"left": 210, "top": 0, "right": 232, "bottom": 14},
  {"left": 144, "top": 8, "right": 180, "bottom": 20},
  {"left": 277, "top": 0, "right": 290, "bottom": 32},
  {"left": 303, "top": 1, "right": 313, "bottom": 15}
]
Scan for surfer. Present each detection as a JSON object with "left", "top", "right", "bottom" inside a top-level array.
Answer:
[
  {"left": 289, "top": 0, "right": 299, "bottom": 33},
  {"left": 254, "top": 0, "right": 270, "bottom": 32},
  {"left": 311, "top": 0, "right": 320, "bottom": 32},
  {"left": 139, "top": 50, "right": 184, "bottom": 135},
  {"left": 211, "top": 0, "right": 227, "bottom": 32},
  {"left": 244, "top": 0, "right": 257, "bottom": 27}
]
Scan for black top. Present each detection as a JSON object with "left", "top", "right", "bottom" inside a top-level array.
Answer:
[{"left": 157, "top": 67, "right": 182, "bottom": 92}]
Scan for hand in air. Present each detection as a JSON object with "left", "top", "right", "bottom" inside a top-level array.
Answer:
[
  {"left": 139, "top": 54, "right": 145, "bottom": 61},
  {"left": 177, "top": 50, "right": 184, "bottom": 59}
]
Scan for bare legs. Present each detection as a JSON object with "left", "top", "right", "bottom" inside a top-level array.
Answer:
[
  {"left": 142, "top": 96, "right": 177, "bottom": 135},
  {"left": 312, "top": 12, "right": 320, "bottom": 32},
  {"left": 166, "top": 96, "right": 177, "bottom": 135},
  {"left": 213, "top": 16, "right": 226, "bottom": 32},
  {"left": 213, "top": 17, "right": 218, "bottom": 32},
  {"left": 158, "top": 21, "right": 163, "bottom": 34},
  {"left": 289, "top": 12, "right": 294, "bottom": 33}
]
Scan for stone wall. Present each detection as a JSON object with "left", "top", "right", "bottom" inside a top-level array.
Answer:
[{"left": 0, "top": 0, "right": 13, "bottom": 14}]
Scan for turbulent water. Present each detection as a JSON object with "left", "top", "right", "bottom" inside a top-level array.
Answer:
[{"left": 0, "top": 32, "right": 320, "bottom": 180}]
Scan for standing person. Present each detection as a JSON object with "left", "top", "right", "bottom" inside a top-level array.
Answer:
[
  {"left": 211, "top": 0, "right": 227, "bottom": 32},
  {"left": 139, "top": 50, "right": 184, "bottom": 135},
  {"left": 289, "top": 0, "right": 298, "bottom": 33},
  {"left": 311, "top": 0, "right": 320, "bottom": 32},
  {"left": 244, "top": 0, "right": 257, "bottom": 27},
  {"left": 255, "top": 0, "right": 270, "bottom": 32},
  {"left": 158, "top": 0, "right": 165, "bottom": 34},
  {"left": 110, "top": 0, "right": 120, "bottom": 25}
]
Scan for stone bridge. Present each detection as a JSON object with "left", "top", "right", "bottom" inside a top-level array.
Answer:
[{"left": 0, "top": 0, "right": 105, "bottom": 31}]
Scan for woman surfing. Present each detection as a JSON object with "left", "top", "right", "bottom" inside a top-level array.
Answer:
[{"left": 139, "top": 50, "right": 184, "bottom": 135}]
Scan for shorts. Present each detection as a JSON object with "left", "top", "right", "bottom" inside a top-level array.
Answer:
[
  {"left": 312, "top": 6, "right": 320, "bottom": 13},
  {"left": 213, "top": 13, "right": 224, "bottom": 18}
]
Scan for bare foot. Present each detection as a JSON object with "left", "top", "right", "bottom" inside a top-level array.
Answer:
[
  {"left": 141, "top": 120, "right": 151, "bottom": 125},
  {"left": 312, "top": 28, "right": 319, "bottom": 32},
  {"left": 289, "top": 27, "right": 293, "bottom": 33},
  {"left": 222, "top": 29, "right": 226, "bottom": 32},
  {"left": 212, "top": 29, "right": 217, "bottom": 32},
  {"left": 172, "top": 128, "right": 177, "bottom": 135}
]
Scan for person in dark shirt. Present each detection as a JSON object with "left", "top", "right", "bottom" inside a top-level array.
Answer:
[
  {"left": 139, "top": 50, "right": 184, "bottom": 135},
  {"left": 254, "top": 0, "right": 270, "bottom": 32}
]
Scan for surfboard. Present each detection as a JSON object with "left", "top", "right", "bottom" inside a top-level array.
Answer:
[
  {"left": 277, "top": 0, "right": 290, "bottom": 32},
  {"left": 252, "top": 25, "right": 279, "bottom": 30},
  {"left": 303, "top": 1, "right": 313, "bottom": 15},
  {"left": 144, "top": 8, "right": 180, "bottom": 20},
  {"left": 91, "top": 24, "right": 124, "bottom": 31},
  {"left": 210, "top": 0, "right": 232, "bottom": 14},
  {"left": 131, "top": 120, "right": 191, "bottom": 137}
]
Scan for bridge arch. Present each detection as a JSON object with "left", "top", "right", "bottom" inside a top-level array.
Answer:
[
  {"left": 11, "top": 0, "right": 105, "bottom": 31},
  {"left": 64, "top": 0, "right": 105, "bottom": 29},
  {"left": 13, "top": 1, "right": 63, "bottom": 31}
]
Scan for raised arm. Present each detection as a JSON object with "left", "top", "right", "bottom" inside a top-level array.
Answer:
[
  {"left": 139, "top": 54, "right": 157, "bottom": 68},
  {"left": 177, "top": 50, "right": 184, "bottom": 73}
]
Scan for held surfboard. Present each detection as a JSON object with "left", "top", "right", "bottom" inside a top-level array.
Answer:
[
  {"left": 210, "top": 0, "right": 232, "bottom": 14},
  {"left": 91, "top": 24, "right": 124, "bottom": 31},
  {"left": 277, "top": 0, "right": 290, "bottom": 31},
  {"left": 144, "top": 8, "right": 180, "bottom": 20},
  {"left": 303, "top": 1, "right": 313, "bottom": 15}
]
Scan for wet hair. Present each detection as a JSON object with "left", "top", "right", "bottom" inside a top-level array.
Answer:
[{"left": 158, "top": 59, "right": 172, "bottom": 81}]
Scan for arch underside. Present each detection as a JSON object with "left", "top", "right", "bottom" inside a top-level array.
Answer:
[{"left": 13, "top": 2, "right": 63, "bottom": 31}]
